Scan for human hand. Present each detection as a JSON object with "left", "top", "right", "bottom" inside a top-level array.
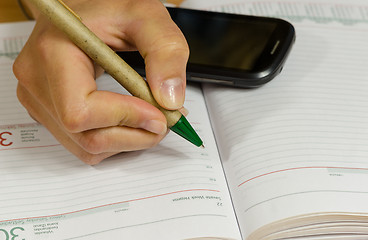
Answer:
[{"left": 13, "top": 0, "right": 189, "bottom": 164}]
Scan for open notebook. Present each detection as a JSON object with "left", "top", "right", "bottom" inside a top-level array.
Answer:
[{"left": 1, "top": 0, "right": 368, "bottom": 239}]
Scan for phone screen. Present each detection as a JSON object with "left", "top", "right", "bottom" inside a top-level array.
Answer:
[
  {"left": 117, "top": 7, "right": 295, "bottom": 88},
  {"left": 172, "top": 9, "right": 277, "bottom": 71}
]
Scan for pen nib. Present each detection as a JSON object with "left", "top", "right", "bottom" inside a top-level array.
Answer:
[
  {"left": 200, "top": 144, "right": 205, "bottom": 149},
  {"left": 170, "top": 115, "right": 204, "bottom": 147}
]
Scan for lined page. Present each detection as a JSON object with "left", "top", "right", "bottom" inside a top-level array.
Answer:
[
  {"left": 0, "top": 22, "right": 35, "bottom": 125},
  {"left": 0, "top": 22, "right": 241, "bottom": 240},
  {"left": 201, "top": 0, "right": 368, "bottom": 239},
  {"left": 181, "top": 0, "right": 368, "bottom": 26}
]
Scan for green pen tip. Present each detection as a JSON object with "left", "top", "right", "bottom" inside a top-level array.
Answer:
[{"left": 170, "top": 115, "right": 203, "bottom": 147}]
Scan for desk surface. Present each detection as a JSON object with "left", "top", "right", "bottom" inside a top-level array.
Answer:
[
  {"left": 0, "top": 0, "right": 28, "bottom": 23},
  {"left": 0, "top": 0, "right": 185, "bottom": 23}
]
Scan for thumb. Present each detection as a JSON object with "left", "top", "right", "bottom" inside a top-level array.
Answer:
[{"left": 125, "top": 4, "right": 189, "bottom": 110}]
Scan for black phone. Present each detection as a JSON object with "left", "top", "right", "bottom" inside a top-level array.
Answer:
[{"left": 117, "top": 7, "right": 295, "bottom": 88}]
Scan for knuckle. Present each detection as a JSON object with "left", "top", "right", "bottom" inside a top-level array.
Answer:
[
  {"left": 78, "top": 131, "right": 105, "bottom": 155},
  {"left": 60, "top": 107, "right": 90, "bottom": 132},
  {"left": 118, "top": 109, "right": 137, "bottom": 127},
  {"left": 34, "top": 33, "right": 53, "bottom": 59},
  {"left": 13, "top": 55, "right": 32, "bottom": 88},
  {"left": 154, "top": 38, "right": 189, "bottom": 57},
  {"left": 12, "top": 58, "right": 23, "bottom": 79}
]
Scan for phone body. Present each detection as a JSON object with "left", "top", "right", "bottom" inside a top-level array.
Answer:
[{"left": 117, "top": 7, "right": 295, "bottom": 88}]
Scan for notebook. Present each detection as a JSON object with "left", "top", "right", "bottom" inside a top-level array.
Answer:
[{"left": 1, "top": 0, "right": 368, "bottom": 239}]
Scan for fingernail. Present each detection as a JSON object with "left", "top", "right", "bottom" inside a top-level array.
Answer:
[
  {"left": 141, "top": 120, "right": 167, "bottom": 135},
  {"left": 160, "top": 78, "right": 184, "bottom": 109}
]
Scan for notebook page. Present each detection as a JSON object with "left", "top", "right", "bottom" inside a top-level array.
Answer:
[
  {"left": 0, "top": 22, "right": 35, "bottom": 125},
  {"left": 0, "top": 22, "right": 241, "bottom": 240},
  {"left": 200, "top": 0, "right": 368, "bottom": 239},
  {"left": 181, "top": 0, "right": 368, "bottom": 24}
]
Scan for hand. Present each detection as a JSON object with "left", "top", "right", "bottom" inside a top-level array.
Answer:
[{"left": 13, "top": 0, "right": 189, "bottom": 164}]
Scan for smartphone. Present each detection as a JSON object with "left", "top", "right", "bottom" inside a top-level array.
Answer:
[{"left": 117, "top": 7, "right": 295, "bottom": 88}]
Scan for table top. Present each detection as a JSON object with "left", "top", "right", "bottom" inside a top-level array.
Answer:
[
  {"left": 0, "top": 0, "right": 28, "bottom": 23},
  {"left": 0, "top": 0, "right": 186, "bottom": 23}
]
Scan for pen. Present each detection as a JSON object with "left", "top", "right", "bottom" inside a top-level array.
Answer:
[{"left": 28, "top": 0, "right": 204, "bottom": 147}]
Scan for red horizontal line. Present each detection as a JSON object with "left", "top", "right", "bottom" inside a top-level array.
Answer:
[
  {"left": 238, "top": 166, "right": 368, "bottom": 187},
  {"left": 0, "top": 188, "right": 220, "bottom": 223}
]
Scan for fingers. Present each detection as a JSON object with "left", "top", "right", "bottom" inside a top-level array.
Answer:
[
  {"left": 16, "top": 83, "right": 166, "bottom": 165},
  {"left": 13, "top": 19, "right": 168, "bottom": 164},
  {"left": 16, "top": 83, "right": 115, "bottom": 164},
  {"left": 41, "top": 40, "right": 167, "bottom": 134},
  {"left": 12, "top": 0, "right": 190, "bottom": 164},
  {"left": 123, "top": 1, "right": 189, "bottom": 110}
]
